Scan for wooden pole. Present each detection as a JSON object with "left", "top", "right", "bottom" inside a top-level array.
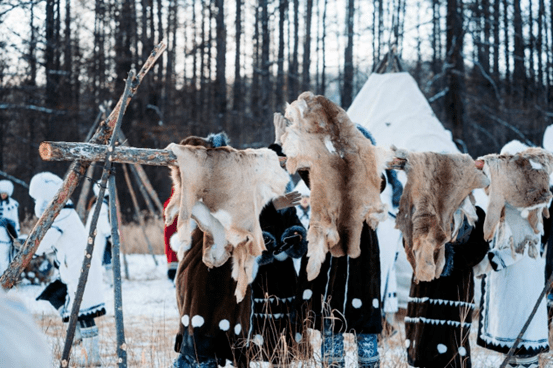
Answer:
[
  {"left": 118, "top": 130, "right": 165, "bottom": 214},
  {"left": 122, "top": 164, "right": 158, "bottom": 265},
  {"left": 40, "top": 142, "right": 178, "bottom": 166},
  {"left": 0, "top": 41, "right": 166, "bottom": 290},
  {"left": 60, "top": 70, "right": 134, "bottom": 368},
  {"left": 108, "top": 174, "right": 128, "bottom": 368},
  {"left": 128, "top": 163, "right": 160, "bottom": 220}
]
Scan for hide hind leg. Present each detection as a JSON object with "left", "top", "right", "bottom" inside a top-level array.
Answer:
[
  {"left": 306, "top": 225, "right": 332, "bottom": 281},
  {"left": 434, "top": 246, "right": 446, "bottom": 279},
  {"left": 232, "top": 242, "right": 253, "bottom": 303},
  {"left": 413, "top": 235, "right": 437, "bottom": 282}
]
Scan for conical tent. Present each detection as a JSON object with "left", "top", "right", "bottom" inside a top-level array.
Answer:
[{"left": 347, "top": 72, "right": 460, "bottom": 154}]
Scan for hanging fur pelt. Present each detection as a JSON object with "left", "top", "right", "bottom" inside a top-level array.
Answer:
[
  {"left": 478, "top": 147, "right": 553, "bottom": 258},
  {"left": 165, "top": 143, "right": 290, "bottom": 302},
  {"left": 394, "top": 148, "right": 489, "bottom": 282},
  {"left": 281, "top": 91, "right": 394, "bottom": 281}
]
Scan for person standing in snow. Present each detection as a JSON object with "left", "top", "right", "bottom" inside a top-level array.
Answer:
[
  {"left": 31, "top": 172, "right": 106, "bottom": 366},
  {"left": 476, "top": 141, "right": 550, "bottom": 368},
  {"left": 405, "top": 205, "right": 489, "bottom": 368},
  {"left": 0, "top": 179, "right": 20, "bottom": 236},
  {"left": 246, "top": 140, "right": 308, "bottom": 366},
  {"left": 273, "top": 112, "right": 383, "bottom": 368},
  {"left": 170, "top": 132, "right": 252, "bottom": 368}
]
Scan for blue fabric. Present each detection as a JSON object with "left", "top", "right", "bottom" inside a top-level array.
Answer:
[
  {"left": 322, "top": 322, "right": 380, "bottom": 367},
  {"left": 385, "top": 169, "right": 403, "bottom": 208},
  {"left": 172, "top": 354, "right": 218, "bottom": 368},
  {"left": 207, "top": 132, "right": 228, "bottom": 148},
  {"left": 356, "top": 124, "right": 377, "bottom": 145},
  {"left": 357, "top": 334, "right": 380, "bottom": 368}
]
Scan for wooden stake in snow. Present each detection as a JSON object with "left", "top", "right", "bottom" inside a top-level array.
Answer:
[
  {"left": 60, "top": 70, "right": 134, "bottom": 367},
  {"left": 109, "top": 174, "right": 128, "bottom": 368}
]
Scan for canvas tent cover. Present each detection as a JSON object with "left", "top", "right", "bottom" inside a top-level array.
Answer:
[{"left": 347, "top": 72, "right": 460, "bottom": 154}]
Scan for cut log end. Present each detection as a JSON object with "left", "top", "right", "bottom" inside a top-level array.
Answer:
[
  {"left": 39, "top": 142, "right": 53, "bottom": 161},
  {"left": 388, "top": 157, "right": 407, "bottom": 170},
  {"left": 475, "top": 160, "right": 485, "bottom": 170}
]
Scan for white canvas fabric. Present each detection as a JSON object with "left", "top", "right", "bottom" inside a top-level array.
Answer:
[
  {"left": 500, "top": 140, "right": 529, "bottom": 155},
  {"left": 543, "top": 125, "right": 553, "bottom": 152},
  {"left": 0, "top": 289, "right": 52, "bottom": 368},
  {"left": 85, "top": 196, "right": 111, "bottom": 267},
  {"left": 347, "top": 72, "right": 460, "bottom": 154}
]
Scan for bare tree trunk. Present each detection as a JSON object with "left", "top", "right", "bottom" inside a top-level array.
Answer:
[
  {"left": 28, "top": 1, "right": 37, "bottom": 86},
  {"left": 503, "top": 0, "right": 510, "bottom": 92},
  {"left": 215, "top": 0, "right": 226, "bottom": 125},
  {"left": 288, "top": 0, "right": 299, "bottom": 101},
  {"left": 513, "top": 0, "right": 526, "bottom": 99},
  {"left": 528, "top": 0, "right": 535, "bottom": 91},
  {"left": 341, "top": 0, "right": 355, "bottom": 109},
  {"left": 445, "top": 0, "right": 467, "bottom": 142},
  {"left": 276, "top": 0, "right": 288, "bottom": 110},
  {"left": 261, "top": 0, "right": 271, "bottom": 120},
  {"left": 432, "top": 0, "right": 440, "bottom": 75},
  {"left": 321, "top": 0, "right": 327, "bottom": 95},
  {"left": 302, "top": 0, "right": 313, "bottom": 91},
  {"left": 537, "top": 0, "right": 545, "bottom": 92},
  {"left": 232, "top": 0, "right": 242, "bottom": 112},
  {"left": 493, "top": 0, "right": 500, "bottom": 78}
]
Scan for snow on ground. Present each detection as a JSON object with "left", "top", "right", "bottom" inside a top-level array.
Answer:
[{"left": 5, "top": 254, "right": 552, "bottom": 367}]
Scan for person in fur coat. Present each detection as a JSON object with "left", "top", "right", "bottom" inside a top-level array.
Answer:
[
  {"left": 31, "top": 172, "right": 106, "bottom": 366},
  {"left": 247, "top": 143, "right": 308, "bottom": 366},
  {"left": 273, "top": 114, "right": 383, "bottom": 368},
  {"left": 0, "top": 179, "right": 20, "bottom": 236},
  {"left": 171, "top": 133, "right": 253, "bottom": 368},
  {"left": 405, "top": 206, "right": 489, "bottom": 368},
  {"left": 476, "top": 141, "right": 550, "bottom": 368}
]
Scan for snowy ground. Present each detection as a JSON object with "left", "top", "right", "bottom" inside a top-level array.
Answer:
[{"left": 6, "top": 254, "right": 553, "bottom": 367}]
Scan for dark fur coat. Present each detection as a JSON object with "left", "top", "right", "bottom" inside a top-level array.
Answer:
[{"left": 406, "top": 207, "right": 489, "bottom": 368}]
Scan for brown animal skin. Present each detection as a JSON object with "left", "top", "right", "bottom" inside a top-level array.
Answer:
[
  {"left": 165, "top": 143, "right": 290, "bottom": 302},
  {"left": 395, "top": 149, "right": 489, "bottom": 282},
  {"left": 479, "top": 148, "right": 553, "bottom": 257},
  {"left": 281, "top": 91, "right": 393, "bottom": 281}
]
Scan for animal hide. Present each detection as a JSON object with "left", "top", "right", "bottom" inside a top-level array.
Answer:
[
  {"left": 164, "top": 143, "right": 290, "bottom": 302},
  {"left": 395, "top": 149, "right": 489, "bottom": 282},
  {"left": 479, "top": 148, "right": 553, "bottom": 258},
  {"left": 281, "top": 91, "right": 394, "bottom": 281}
]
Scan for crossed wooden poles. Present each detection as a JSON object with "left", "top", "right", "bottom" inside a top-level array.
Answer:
[{"left": 0, "top": 41, "right": 166, "bottom": 368}]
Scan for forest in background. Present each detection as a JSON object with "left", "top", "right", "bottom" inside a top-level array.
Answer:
[{"left": 0, "top": 0, "right": 552, "bottom": 218}]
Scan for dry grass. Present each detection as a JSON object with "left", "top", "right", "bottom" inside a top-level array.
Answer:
[{"left": 119, "top": 217, "right": 165, "bottom": 255}]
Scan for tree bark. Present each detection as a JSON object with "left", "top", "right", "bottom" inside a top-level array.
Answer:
[
  {"left": 40, "top": 142, "right": 178, "bottom": 166},
  {"left": 341, "top": 0, "right": 355, "bottom": 109},
  {"left": 288, "top": 0, "right": 299, "bottom": 101},
  {"left": 232, "top": 0, "right": 242, "bottom": 112},
  {"left": 302, "top": 0, "right": 313, "bottom": 91},
  {"left": 275, "top": 0, "right": 288, "bottom": 110},
  {"left": 445, "top": 0, "right": 467, "bottom": 142},
  {"left": 513, "top": 0, "right": 526, "bottom": 97},
  {"left": 215, "top": 0, "right": 226, "bottom": 121}
]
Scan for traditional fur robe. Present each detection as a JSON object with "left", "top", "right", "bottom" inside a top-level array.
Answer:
[
  {"left": 395, "top": 149, "right": 489, "bottom": 282},
  {"left": 248, "top": 202, "right": 307, "bottom": 365},
  {"left": 295, "top": 171, "right": 383, "bottom": 336},
  {"left": 174, "top": 227, "right": 252, "bottom": 367},
  {"left": 281, "top": 92, "right": 394, "bottom": 281},
  {"left": 406, "top": 207, "right": 489, "bottom": 368}
]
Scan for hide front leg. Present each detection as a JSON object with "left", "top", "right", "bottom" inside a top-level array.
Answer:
[
  {"left": 413, "top": 235, "right": 437, "bottom": 282},
  {"left": 434, "top": 246, "right": 446, "bottom": 279},
  {"left": 192, "top": 202, "right": 231, "bottom": 268}
]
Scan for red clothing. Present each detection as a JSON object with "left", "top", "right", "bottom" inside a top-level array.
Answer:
[{"left": 163, "top": 195, "right": 179, "bottom": 266}]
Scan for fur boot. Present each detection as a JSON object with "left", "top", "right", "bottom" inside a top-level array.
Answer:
[{"left": 75, "top": 325, "right": 101, "bottom": 366}]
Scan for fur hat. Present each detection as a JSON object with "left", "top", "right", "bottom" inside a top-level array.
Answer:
[
  {"left": 29, "top": 172, "right": 63, "bottom": 202},
  {"left": 543, "top": 125, "right": 553, "bottom": 152},
  {"left": 0, "top": 180, "right": 14, "bottom": 197},
  {"left": 500, "top": 140, "right": 529, "bottom": 155},
  {"left": 206, "top": 132, "right": 229, "bottom": 148}
]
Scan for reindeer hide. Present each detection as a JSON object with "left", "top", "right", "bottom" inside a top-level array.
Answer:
[
  {"left": 164, "top": 143, "right": 290, "bottom": 302},
  {"left": 281, "top": 91, "right": 394, "bottom": 281},
  {"left": 479, "top": 148, "right": 553, "bottom": 258},
  {"left": 395, "top": 149, "right": 489, "bottom": 282}
]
